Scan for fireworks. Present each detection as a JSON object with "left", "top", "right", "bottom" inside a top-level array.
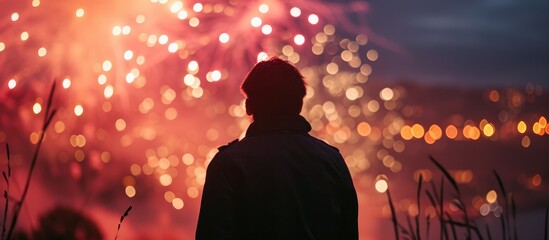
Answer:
[
  {"left": 0, "top": 0, "right": 372, "bottom": 236},
  {"left": 0, "top": 0, "right": 547, "bottom": 238}
]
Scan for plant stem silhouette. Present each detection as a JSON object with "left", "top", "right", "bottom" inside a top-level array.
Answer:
[{"left": 6, "top": 81, "right": 57, "bottom": 240}]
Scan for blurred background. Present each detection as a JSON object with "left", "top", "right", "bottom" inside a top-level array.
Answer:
[{"left": 0, "top": 0, "right": 547, "bottom": 239}]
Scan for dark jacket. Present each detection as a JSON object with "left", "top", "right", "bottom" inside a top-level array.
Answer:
[{"left": 196, "top": 115, "right": 358, "bottom": 240}]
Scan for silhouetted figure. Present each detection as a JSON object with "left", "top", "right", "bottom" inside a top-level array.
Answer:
[{"left": 196, "top": 57, "right": 358, "bottom": 240}]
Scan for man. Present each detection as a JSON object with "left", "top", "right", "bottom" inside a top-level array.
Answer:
[{"left": 196, "top": 57, "right": 358, "bottom": 239}]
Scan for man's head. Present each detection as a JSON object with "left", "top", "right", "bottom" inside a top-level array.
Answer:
[{"left": 241, "top": 57, "right": 306, "bottom": 119}]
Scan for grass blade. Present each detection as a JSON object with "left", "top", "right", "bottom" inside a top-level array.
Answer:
[
  {"left": 2, "top": 144, "right": 10, "bottom": 240},
  {"left": 426, "top": 215, "right": 431, "bottom": 240},
  {"left": 445, "top": 212, "right": 457, "bottom": 240},
  {"left": 406, "top": 214, "right": 417, "bottom": 240},
  {"left": 42, "top": 80, "right": 57, "bottom": 129},
  {"left": 115, "top": 205, "right": 133, "bottom": 240},
  {"left": 416, "top": 174, "right": 423, "bottom": 240},
  {"left": 439, "top": 177, "right": 449, "bottom": 240},
  {"left": 500, "top": 214, "right": 507, "bottom": 240},
  {"left": 387, "top": 189, "right": 400, "bottom": 240},
  {"left": 445, "top": 220, "right": 483, "bottom": 239},
  {"left": 429, "top": 155, "right": 471, "bottom": 239},
  {"left": 429, "top": 155, "right": 459, "bottom": 194},
  {"left": 451, "top": 197, "right": 471, "bottom": 239},
  {"left": 426, "top": 180, "right": 446, "bottom": 240},
  {"left": 492, "top": 170, "right": 507, "bottom": 200},
  {"left": 6, "top": 80, "right": 57, "bottom": 240},
  {"left": 493, "top": 170, "right": 509, "bottom": 240},
  {"left": 5, "top": 143, "right": 10, "bottom": 177},
  {"left": 425, "top": 190, "right": 439, "bottom": 216}
]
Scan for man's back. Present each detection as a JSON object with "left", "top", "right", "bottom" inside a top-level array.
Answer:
[{"left": 196, "top": 116, "right": 358, "bottom": 239}]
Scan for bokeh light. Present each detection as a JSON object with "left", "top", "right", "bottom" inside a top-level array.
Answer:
[
  {"left": 0, "top": 0, "right": 546, "bottom": 239},
  {"left": 375, "top": 179, "right": 388, "bottom": 193}
]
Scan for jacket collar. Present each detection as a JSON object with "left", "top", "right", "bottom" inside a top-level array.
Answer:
[{"left": 245, "top": 115, "right": 312, "bottom": 137}]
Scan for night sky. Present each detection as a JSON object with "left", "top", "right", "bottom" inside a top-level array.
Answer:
[
  {"left": 0, "top": 0, "right": 548, "bottom": 239},
  {"left": 366, "top": 0, "right": 549, "bottom": 87}
]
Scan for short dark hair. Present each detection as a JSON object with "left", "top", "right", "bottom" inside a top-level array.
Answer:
[{"left": 241, "top": 57, "right": 306, "bottom": 117}]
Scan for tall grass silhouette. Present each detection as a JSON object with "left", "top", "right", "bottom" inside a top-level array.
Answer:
[
  {"left": 2, "top": 82, "right": 57, "bottom": 239},
  {"left": 1, "top": 81, "right": 134, "bottom": 239},
  {"left": 386, "top": 155, "right": 547, "bottom": 240},
  {"left": 115, "top": 205, "right": 132, "bottom": 240}
]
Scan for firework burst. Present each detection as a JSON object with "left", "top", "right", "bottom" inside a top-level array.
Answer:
[{"left": 0, "top": 0, "right": 377, "bottom": 237}]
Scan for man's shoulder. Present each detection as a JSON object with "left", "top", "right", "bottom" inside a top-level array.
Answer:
[
  {"left": 311, "top": 136, "right": 341, "bottom": 153},
  {"left": 207, "top": 139, "right": 241, "bottom": 170},
  {"left": 217, "top": 138, "right": 240, "bottom": 152}
]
